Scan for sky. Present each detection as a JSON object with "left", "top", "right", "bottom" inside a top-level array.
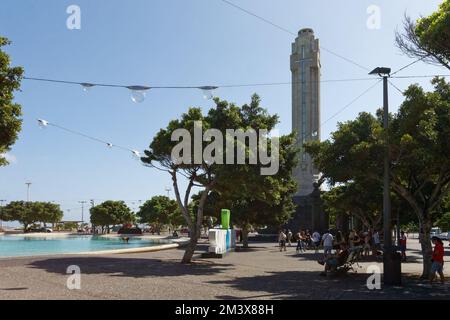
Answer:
[{"left": 0, "top": 0, "right": 448, "bottom": 223}]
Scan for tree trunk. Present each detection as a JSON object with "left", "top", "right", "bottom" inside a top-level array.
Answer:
[
  {"left": 182, "top": 227, "right": 199, "bottom": 264},
  {"left": 418, "top": 218, "right": 433, "bottom": 279},
  {"left": 242, "top": 226, "right": 249, "bottom": 248}
]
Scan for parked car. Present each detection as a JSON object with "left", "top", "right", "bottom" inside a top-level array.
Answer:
[
  {"left": 28, "top": 227, "right": 52, "bottom": 233},
  {"left": 439, "top": 231, "right": 450, "bottom": 241},
  {"left": 431, "top": 227, "right": 442, "bottom": 238}
]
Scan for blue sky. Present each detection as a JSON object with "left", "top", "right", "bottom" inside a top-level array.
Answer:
[{"left": 0, "top": 0, "right": 448, "bottom": 223}]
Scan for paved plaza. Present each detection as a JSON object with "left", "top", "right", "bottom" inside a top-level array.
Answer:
[{"left": 0, "top": 238, "right": 448, "bottom": 300}]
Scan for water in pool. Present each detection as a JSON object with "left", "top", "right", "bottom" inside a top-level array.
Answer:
[{"left": 0, "top": 235, "right": 163, "bottom": 257}]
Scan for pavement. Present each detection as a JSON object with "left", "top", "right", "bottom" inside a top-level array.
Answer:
[{"left": 0, "top": 238, "right": 448, "bottom": 300}]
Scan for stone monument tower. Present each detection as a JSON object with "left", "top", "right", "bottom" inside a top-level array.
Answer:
[
  {"left": 287, "top": 28, "right": 328, "bottom": 233},
  {"left": 291, "top": 28, "right": 321, "bottom": 196}
]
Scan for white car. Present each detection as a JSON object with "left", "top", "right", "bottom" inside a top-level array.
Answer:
[
  {"left": 431, "top": 227, "right": 442, "bottom": 238},
  {"left": 439, "top": 232, "right": 450, "bottom": 241}
]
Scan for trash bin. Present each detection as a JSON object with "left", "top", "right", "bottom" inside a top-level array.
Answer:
[{"left": 221, "top": 209, "right": 230, "bottom": 230}]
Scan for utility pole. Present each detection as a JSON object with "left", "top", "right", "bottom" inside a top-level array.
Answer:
[
  {"left": 79, "top": 201, "right": 87, "bottom": 226},
  {"left": 25, "top": 182, "right": 32, "bottom": 202},
  {"left": 165, "top": 187, "right": 171, "bottom": 197},
  {"left": 369, "top": 67, "right": 401, "bottom": 286}
]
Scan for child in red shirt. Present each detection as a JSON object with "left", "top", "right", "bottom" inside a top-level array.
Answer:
[{"left": 430, "top": 236, "right": 445, "bottom": 284}]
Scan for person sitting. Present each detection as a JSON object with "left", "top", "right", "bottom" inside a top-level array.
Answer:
[{"left": 319, "top": 243, "right": 350, "bottom": 276}]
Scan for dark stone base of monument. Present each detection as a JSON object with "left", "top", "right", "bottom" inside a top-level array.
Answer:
[{"left": 285, "top": 183, "right": 329, "bottom": 233}]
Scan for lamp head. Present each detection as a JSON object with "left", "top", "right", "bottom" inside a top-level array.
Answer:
[{"left": 369, "top": 67, "right": 391, "bottom": 76}]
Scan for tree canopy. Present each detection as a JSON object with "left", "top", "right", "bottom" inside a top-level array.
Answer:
[
  {"left": 90, "top": 201, "right": 135, "bottom": 233},
  {"left": 1, "top": 201, "right": 63, "bottom": 231},
  {"left": 396, "top": 0, "right": 450, "bottom": 70},
  {"left": 0, "top": 37, "right": 23, "bottom": 166},
  {"left": 305, "top": 78, "right": 450, "bottom": 278},
  {"left": 142, "top": 94, "right": 294, "bottom": 262},
  {"left": 137, "top": 196, "right": 182, "bottom": 233},
  {"left": 199, "top": 133, "right": 298, "bottom": 247}
]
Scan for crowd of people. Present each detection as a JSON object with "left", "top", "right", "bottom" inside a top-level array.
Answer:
[
  {"left": 278, "top": 228, "right": 383, "bottom": 258},
  {"left": 277, "top": 228, "right": 446, "bottom": 282}
]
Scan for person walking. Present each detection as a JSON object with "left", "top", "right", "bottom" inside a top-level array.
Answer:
[
  {"left": 295, "top": 230, "right": 303, "bottom": 253},
  {"left": 312, "top": 230, "right": 321, "bottom": 253},
  {"left": 348, "top": 230, "right": 361, "bottom": 248},
  {"left": 279, "top": 230, "right": 287, "bottom": 252},
  {"left": 430, "top": 236, "right": 445, "bottom": 284},
  {"left": 373, "top": 230, "right": 381, "bottom": 254},
  {"left": 287, "top": 229, "right": 293, "bottom": 247},
  {"left": 399, "top": 231, "right": 407, "bottom": 262},
  {"left": 363, "top": 231, "right": 371, "bottom": 257},
  {"left": 322, "top": 230, "right": 334, "bottom": 257}
]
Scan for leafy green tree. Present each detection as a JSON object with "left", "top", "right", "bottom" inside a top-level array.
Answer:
[
  {"left": 1, "top": 201, "right": 63, "bottom": 231},
  {"left": 323, "top": 180, "right": 410, "bottom": 233},
  {"left": 306, "top": 78, "right": 450, "bottom": 278},
  {"left": 435, "top": 194, "right": 450, "bottom": 231},
  {"left": 142, "top": 94, "right": 284, "bottom": 263},
  {"left": 60, "top": 221, "right": 79, "bottom": 231},
  {"left": 436, "top": 213, "right": 450, "bottom": 232},
  {"left": 0, "top": 37, "right": 23, "bottom": 166},
  {"left": 137, "top": 196, "right": 181, "bottom": 234},
  {"left": 199, "top": 134, "right": 298, "bottom": 248},
  {"left": 396, "top": 0, "right": 450, "bottom": 70},
  {"left": 90, "top": 201, "right": 135, "bottom": 233},
  {"left": 38, "top": 202, "right": 64, "bottom": 226},
  {"left": 323, "top": 182, "right": 382, "bottom": 231}
]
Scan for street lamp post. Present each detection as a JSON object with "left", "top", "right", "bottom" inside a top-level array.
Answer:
[
  {"left": 25, "top": 182, "right": 32, "bottom": 202},
  {"left": 369, "top": 67, "right": 401, "bottom": 286},
  {"left": 79, "top": 201, "right": 87, "bottom": 227}
]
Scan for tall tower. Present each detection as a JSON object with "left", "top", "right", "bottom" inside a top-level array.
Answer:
[{"left": 290, "top": 28, "right": 321, "bottom": 196}]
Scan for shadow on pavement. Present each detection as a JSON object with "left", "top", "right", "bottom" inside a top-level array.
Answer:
[
  {"left": 208, "top": 270, "right": 450, "bottom": 300},
  {"left": 28, "top": 256, "right": 234, "bottom": 279}
]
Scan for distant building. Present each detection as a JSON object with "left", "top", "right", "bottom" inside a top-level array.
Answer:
[{"left": 288, "top": 28, "right": 328, "bottom": 233}]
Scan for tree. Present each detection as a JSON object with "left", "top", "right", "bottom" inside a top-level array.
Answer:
[
  {"left": 435, "top": 194, "right": 450, "bottom": 231},
  {"left": 0, "top": 37, "right": 23, "bottom": 166},
  {"left": 436, "top": 213, "right": 450, "bottom": 232},
  {"left": 199, "top": 134, "right": 298, "bottom": 248},
  {"left": 142, "top": 94, "right": 283, "bottom": 263},
  {"left": 306, "top": 78, "right": 450, "bottom": 277},
  {"left": 395, "top": 0, "right": 450, "bottom": 70},
  {"left": 137, "top": 196, "right": 182, "bottom": 234},
  {"left": 1, "top": 201, "right": 63, "bottom": 231},
  {"left": 90, "top": 201, "right": 135, "bottom": 233},
  {"left": 323, "top": 181, "right": 383, "bottom": 232},
  {"left": 322, "top": 179, "right": 413, "bottom": 234},
  {"left": 38, "top": 202, "right": 64, "bottom": 226}
]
